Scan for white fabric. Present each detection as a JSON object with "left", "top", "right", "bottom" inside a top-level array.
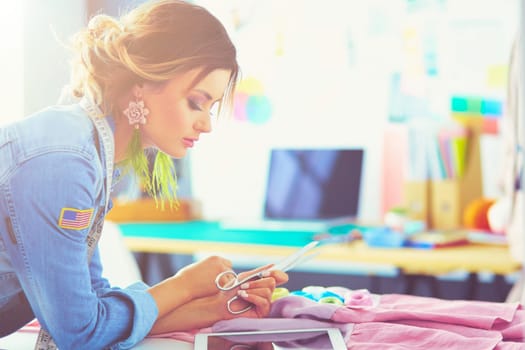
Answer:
[
  {"left": 497, "top": 34, "right": 525, "bottom": 305},
  {"left": 98, "top": 220, "right": 142, "bottom": 287},
  {"left": 497, "top": 35, "right": 524, "bottom": 263}
]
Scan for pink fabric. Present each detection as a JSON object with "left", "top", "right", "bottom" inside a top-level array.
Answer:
[
  {"left": 213, "top": 315, "right": 502, "bottom": 350},
  {"left": 147, "top": 289, "right": 525, "bottom": 349},
  {"left": 268, "top": 293, "right": 524, "bottom": 349},
  {"left": 333, "top": 293, "right": 525, "bottom": 345},
  {"left": 332, "top": 293, "right": 518, "bottom": 330},
  {"left": 494, "top": 341, "right": 525, "bottom": 350},
  {"left": 397, "top": 319, "right": 503, "bottom": 339},
  {"left": 344, "top": 289, "right": 374, "bottom": 308},
  {"left": 492, "top": 305, "right": 525, "bottom": 340},
  {"left": 349, "top": 322, "right": 501, "bottom": 350}
]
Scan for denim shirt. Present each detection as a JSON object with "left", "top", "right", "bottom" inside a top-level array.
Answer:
[{"left": 0, "top": 104, "right": 158, "bottom": 349}]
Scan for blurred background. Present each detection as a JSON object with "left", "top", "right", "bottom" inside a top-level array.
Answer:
[{"left": 1, "top": 0, "right": 522, "bottom": 302}]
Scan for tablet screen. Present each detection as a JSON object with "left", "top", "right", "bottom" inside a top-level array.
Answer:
[{"left": 194, "top": 328, "right": 346, "bottom": 350}]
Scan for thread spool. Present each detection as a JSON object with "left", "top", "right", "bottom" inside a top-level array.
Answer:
[
  {"left": 290, "top": 290, "right": 316, "bottom": 301},
  {"left": 319, "top": 290, "right": 345, "bottom": 303},
  {"left": 319, "top": 296, "right": 344, "bottom": 305},
  {"left": 271, "top": 287, "right": 289, "bottom": 301},
  {"left": 302, "top": 286, "right": 326, "bottom": 301}
]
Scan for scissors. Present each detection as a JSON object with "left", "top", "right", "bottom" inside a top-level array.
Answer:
[{"left": 215, "top": 241, "right": 320, "bottom": 314}]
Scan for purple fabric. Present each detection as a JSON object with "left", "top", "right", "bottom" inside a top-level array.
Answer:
[
  {"left": 213, "top": 318, "right": 343, "bottom": 333},
  {"left": 268, "top": 295, "right": 341, "bottom": 320},
  {"left": 213, "top": 318, "right": 353, "bottom": 348}
]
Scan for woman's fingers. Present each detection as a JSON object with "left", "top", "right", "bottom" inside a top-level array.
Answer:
[
  {"left": 226, "top": 278, "right": 276, "bottom": 317},
  {"left": 269, "top": 270, "right": 289, "bottom": 286},
  {"left": 236, "top": 288, "right": 272, "bottom": 317},
  {"left": 223, "top": 267, "right": 289, "bottom": 319},
  {"left": 238, "top": 276, "right": 276, "bottom": 291},
  {"left": 239, "top": 272, "right": 288, "bottom": 290},
  {"left": 236, "top": 263, "right": 289, "bottom": 288},
  {"left": 236, "top": 264, "right": 273, "bottom": 281}
]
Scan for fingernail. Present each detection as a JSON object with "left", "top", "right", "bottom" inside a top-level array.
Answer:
[
  {"left": 238, "top": 290, "right": 248, "bottom": 298},
  {"left": 261, "top": 270, "right": 270, "bottom": 277},
  {"left": 241, "top": 282, "right": 249, "bottom": 289}
]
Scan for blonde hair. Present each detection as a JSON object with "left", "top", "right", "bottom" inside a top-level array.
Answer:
[
  {"left": 69, "top": 0, "right": 239, "bottom": 117},
  {"left": 68, "top": 0, "right": 239, "bottom": 207}
]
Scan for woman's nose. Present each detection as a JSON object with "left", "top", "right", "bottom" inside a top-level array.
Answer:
[{"left": 195, "top": 116, "right": 212, "bottom": 133}]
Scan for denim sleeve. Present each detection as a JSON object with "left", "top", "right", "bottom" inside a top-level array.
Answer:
[
  {"left": 90, "top": 247, "right": 111, "bottom": 291},
  {"left": 5, "top": 152, "right": 158, "bottom": 349}
]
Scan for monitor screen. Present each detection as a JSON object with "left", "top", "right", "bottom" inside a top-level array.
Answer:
[{"left": 263, "top": 148, "right": 364, "bottom": 220}]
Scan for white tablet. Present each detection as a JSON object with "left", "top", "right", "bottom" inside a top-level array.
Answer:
[{"left": 194, "top": 327, "right": 346, "bottom": 350}]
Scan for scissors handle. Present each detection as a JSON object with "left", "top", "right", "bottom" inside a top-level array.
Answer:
[
  {"left": 227, "top": 295, "right": 253, "bottom": 315},
  {"left": 217, "top": 241, "right": 320, "bottom": 315},
  {"left": 215, "top": 270, "right": 241, "bottom": 291}
]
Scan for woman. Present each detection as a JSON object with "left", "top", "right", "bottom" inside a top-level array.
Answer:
[{"left": 0, "top": 1, "right": 288, "bottom": 349}]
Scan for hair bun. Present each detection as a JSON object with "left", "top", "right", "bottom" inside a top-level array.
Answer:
[{"left": 87, "top": 14, "right": 123, "bottom": 42}]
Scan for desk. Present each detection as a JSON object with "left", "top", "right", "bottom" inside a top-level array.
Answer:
[
  {"left": 119, "top": 221, "right": 521, "bottom": 276},
  {"left": 120, "top": 221, "right": 522, "bottom": 300}
]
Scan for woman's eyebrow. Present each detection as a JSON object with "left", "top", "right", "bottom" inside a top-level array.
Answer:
[
  {"left": 193, "top": 89, "right": 213, "bottom": 100},
  {"left": 193, "top": 88, "right": 223, "bottom": 103}
]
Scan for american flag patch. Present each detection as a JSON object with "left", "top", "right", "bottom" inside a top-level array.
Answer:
[{"left": 58, "top": 208, "right": 94, "bottom": 230}]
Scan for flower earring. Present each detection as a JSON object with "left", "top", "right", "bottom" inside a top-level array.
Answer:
[
  {"left": 123, "top": 96, "right": 149, "bottom": 129},
  {"left": 121, "top": 93, "right": 178, "bottom": 209}
]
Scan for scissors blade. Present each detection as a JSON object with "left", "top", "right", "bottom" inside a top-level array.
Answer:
[
  {"left": 271, "top": 241, "right": 319, "bottom": 273},
  {"left": 283, "top": 250, "right": 320, "bottom": 271}
]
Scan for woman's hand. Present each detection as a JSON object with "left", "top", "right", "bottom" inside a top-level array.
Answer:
[
  {"left": 174, "top": 255, "right": 233, "bottom": 299},
  {"left": 224, "top": 265, "right": 289, "bottom": 318},
  {"left": 149, "top": 265, "right": 289, "bottom": 334},
  {"left": 238, "top": 265, "right": 289, "bottom": 287},
  {"left": 149, "top": 255, "right": 233, "bottom": 319}
]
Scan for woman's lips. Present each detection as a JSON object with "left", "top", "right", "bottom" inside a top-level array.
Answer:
[{"left": 182, "top": 138, "right": 195, "bottom": 147}]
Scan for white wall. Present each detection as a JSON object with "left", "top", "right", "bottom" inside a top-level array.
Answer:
[
  {"left": 24, "top": 0, "right": 86, "bottom": 116},
  {"left": 191, "top": 0, "right": 405, "bottom": 222},
  {"left": 0, "top": 3, "right": 24, "bottom": 124}
]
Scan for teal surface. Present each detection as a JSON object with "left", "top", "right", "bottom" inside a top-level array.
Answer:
[
  {"left": 119, "top": 221, "right": 313, "bottom": 247},
  {"left": 118, "top": 221, "right": 361, "bottom": 247}
]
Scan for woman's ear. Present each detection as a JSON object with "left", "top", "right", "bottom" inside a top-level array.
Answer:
[
  {"left": 131, "top": 83, "right": 144, "bottom": 99},
  {"left": 115, "top": 84, "right": 143, "bottom": 118}
]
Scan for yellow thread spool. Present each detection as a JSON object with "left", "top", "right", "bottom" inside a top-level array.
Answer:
[{"left": 272, "top": 287, "right": 290, "bottom": 301}]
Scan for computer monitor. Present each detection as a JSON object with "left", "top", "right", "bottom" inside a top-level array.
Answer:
[{"left": 263, "top": 148, "right": 364, "bottom": 220}]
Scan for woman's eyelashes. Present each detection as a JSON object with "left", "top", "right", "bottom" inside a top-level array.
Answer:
[
  {"left": 187, "top": 98, "right": 203, "bottom": 111},
  {"left": 188, "top": 98, "right": 218, "bottom": 118}
]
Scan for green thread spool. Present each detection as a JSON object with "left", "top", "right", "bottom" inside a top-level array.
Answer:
[
  {"left": 318, "top": 296, "right": 344, "bottom": 305},
  {"left": 272, "top": 287, "right": 289, "bottom": 301}
]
